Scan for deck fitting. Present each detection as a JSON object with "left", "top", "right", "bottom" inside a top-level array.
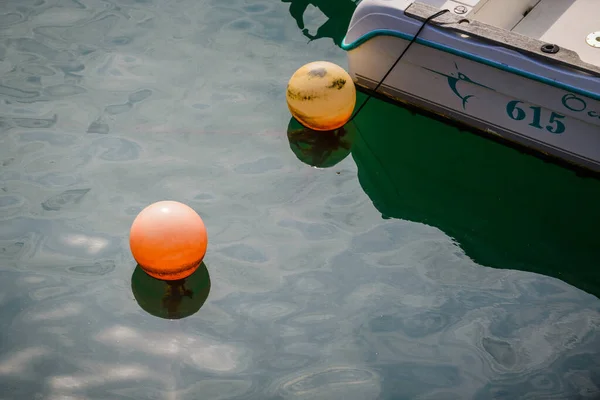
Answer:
[
  {"left": 586, "top": 32, "right": 600, "bottom": 48},
  {"left": 540, "top": 43, "right": 560, "bottom": 54}
]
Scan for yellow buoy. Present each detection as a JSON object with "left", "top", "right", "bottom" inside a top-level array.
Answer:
[{"left": 286, "top": 61, "right": 356, "bottom": 131}]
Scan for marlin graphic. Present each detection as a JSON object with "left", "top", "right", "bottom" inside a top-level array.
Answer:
[{"left": 423, "top": 62, "right": 494, "bottom": 110}]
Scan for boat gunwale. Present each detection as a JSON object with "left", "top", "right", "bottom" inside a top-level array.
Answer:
[
  {"left": 341, "top": 3, "right": 600, "bottom": 102},
  {"left": 407, "top": 2, "right": 600, "bottom": 77}
]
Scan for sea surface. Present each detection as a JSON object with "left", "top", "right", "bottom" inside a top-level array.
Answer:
[{"left": 1, "top": 0, "right": 600, "bottom": 399}]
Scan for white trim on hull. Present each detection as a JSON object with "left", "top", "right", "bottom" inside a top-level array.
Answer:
[{"left": 343, "top": 0, "right": 600, "bottom": 173}]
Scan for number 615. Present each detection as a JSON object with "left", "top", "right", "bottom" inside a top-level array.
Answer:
[{"left": 506, "top": 100, "right": 565, "bottom": 134}]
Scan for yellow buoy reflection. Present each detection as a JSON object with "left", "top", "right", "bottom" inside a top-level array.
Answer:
[
  {"left": 131, "top": 262, "right": 211, "bottom": 320},
  {"left": 287, "top": 117, "right": 356, "bottom": 168},
  {"left": 286, "top": 61, "right": 356, "bottom": 131}
]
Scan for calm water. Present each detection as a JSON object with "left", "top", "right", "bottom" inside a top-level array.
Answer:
[{"left": 1, "top": 0, "right": 600, "bottom": 399}]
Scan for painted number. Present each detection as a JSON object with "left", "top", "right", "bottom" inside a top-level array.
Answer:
[{"left": 506, "top": 100, "right": 565, "bottom": 134}]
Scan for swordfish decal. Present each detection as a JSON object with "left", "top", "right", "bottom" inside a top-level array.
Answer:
[{"left": 423, "top": 62, "right": 495, "bottom": 110}]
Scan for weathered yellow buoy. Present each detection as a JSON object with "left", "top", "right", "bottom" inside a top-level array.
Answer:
[{"left": 286, "top": 61, "right": 356, "bottom": 131}]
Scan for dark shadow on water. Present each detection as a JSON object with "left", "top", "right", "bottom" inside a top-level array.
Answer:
[
  {"left": 131, "top": 262, "right": 211, "bottom": 320},
  {"left": 347, "top": 92, "right": 600, "bottom": 297},
  {"left": 287, "top": 116, "right": 356, "bottom": 168},
  {"left": 282, "top": 0, "right": 357, "bottom": 47}
]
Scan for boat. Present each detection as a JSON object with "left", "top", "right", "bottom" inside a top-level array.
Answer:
[{"left": 341, "top": 0, "right": 600, "bottom": 174}]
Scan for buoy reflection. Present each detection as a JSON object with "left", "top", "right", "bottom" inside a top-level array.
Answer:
[
  {"left": 131, "top": 262, "right": 211, "bottom": 320},
  {"left": 287, "top": 117, "right": 357, "bottom": 168}
]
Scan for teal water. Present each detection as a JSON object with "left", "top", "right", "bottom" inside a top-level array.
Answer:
[{"left": 1, "top": 0, "right": 600, "bottom": 399}]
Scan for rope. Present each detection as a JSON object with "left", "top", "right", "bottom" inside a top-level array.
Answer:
[{"left": 349, "top": 8, "right": 450, "bottom": 122}]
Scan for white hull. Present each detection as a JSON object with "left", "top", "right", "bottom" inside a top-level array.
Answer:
[{"left": 343, "top": 0, "right": 600, "bottom": 173}]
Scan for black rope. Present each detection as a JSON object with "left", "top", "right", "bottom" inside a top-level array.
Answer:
[{"left": 349, "top": 8, "right": 449, "bottom": 122}]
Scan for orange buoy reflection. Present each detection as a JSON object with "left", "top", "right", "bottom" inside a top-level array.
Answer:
[{"left": 131, "top": 262, "right": 211, "bottom": 320}]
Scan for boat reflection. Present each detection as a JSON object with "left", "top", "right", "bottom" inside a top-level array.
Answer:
[
  {"left": 282, "top": 0, "right": 357, "bottom": 47},
  {"left": 349, "top": 93, "right": 600, "bottom": 297},
  {"left": 131, "top": 262, "right": 211, "bottom": 320}
]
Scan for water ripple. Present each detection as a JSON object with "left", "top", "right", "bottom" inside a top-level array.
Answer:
[
  {"left": 41, "top": 188, "right": 90, "bottom": 211},
  {"left": 274, "top": 366, "right": 381, "bottom": 399},
  {"left": 0, "top": 0, "right": 598, "bottom": 399}
]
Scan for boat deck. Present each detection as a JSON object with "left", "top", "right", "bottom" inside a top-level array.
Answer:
[
  {"left": 513, "top": 0, "right": 599, "bottom": 67},
  {"left": 439, "top": 0, "right": 600, "bottom": 67}
]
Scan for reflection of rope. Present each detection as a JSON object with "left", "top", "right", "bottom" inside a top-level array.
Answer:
[{"left": 349, "top": 8, "right": 449, "bottom": 122}]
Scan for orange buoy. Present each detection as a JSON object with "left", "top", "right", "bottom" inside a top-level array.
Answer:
[
  {"left": 286, "top": 61, "right": 356, "bottom": 131},
  {"left": 129, "top": 200, "right": 207, "bottom": 280}
]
